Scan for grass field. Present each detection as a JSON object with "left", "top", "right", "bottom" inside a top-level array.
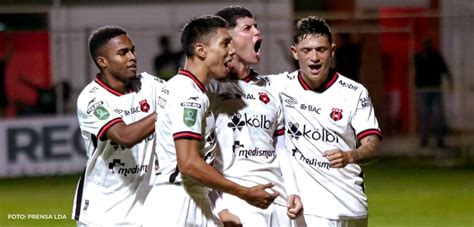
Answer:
[{"left": 0, "top": 158, "right": 473, "bottom": 227}]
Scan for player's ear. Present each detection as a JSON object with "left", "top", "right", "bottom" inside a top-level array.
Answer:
[
  {"left": 331, "top": 43, "right": 336, "bottom": 58},
  {"left": 195, "top": 43, "right": 206, "bottom": 58},
  {"left": 291, "top": 45, "right": 298, "bottom": 61},
  {"left": 97, "top": 56, "right": 107, "bottom": 68}
]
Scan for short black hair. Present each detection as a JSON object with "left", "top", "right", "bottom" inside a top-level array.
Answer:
[
  {"left": 216, "top": 5, "right": 253, "bottom": 28},
  {"left": 180, "top": 15, "right": 228, "bottom": 57},
  {"left": 88, "top": 26, "right": 127, "bottom": 65},
  {"left": 294, "top": 16, "right": 332, "bottom": 45}
]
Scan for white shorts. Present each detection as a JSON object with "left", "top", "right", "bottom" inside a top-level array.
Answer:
[
  {"left": 222, "top": 193, "right": 290, "bottom": 227},
  {"left": 293, "top": 214, "right": 367, "bottom": 227},
  {"left": 142, "top": 184, "right": 219, "bottom": 227}
]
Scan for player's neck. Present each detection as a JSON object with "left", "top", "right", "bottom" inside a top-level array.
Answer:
[
  {"left": 99, "top": 73, "right": 128, "bottom": 94},
  {"left": 302, "top": 73, "right": 328, "bottom": 90},
  {"left": 183, "top": 59, "right": 211, "bottom": 86},
  {"left": 229, "top": 59, "right": 251, "bottom": 80}
]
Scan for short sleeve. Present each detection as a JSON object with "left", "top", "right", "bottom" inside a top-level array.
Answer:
[
  {"left": 170, "top": 94, "right": 207, "bottom": 141},
  {"left": 77, "top": 95, "right": 123, "bottom": 141},
  {"left": 351, "top": 87, "right": 382, "bottom": 141}
]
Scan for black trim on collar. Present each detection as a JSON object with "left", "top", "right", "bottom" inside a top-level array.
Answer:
[
  {"left": 94, "top": 73, "right": 136, "bottom": 96},
  {"left": 297, "top": 68, "right": 339, "bottom": 93},
  {"left": 178, "top": 69, "right": 206, "bottom": 92}
]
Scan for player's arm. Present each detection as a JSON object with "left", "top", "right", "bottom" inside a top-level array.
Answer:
[
  {"left": 105, "top": 112, "right": 155, "bottom": 148},
  {"left": 175, "top": 139, "right": 278, "bottom": 209},
  {"left": 274, "top": 134, "right": 303, "bottom": 219},
  {"left": 323, "top": 134, "right": 380, "bottom": 168}
]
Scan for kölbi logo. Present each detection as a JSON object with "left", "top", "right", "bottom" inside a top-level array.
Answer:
[
  {"left": 108, "top": 159, "right": 148, "bottom": 176},
  {"left": 287, "top": 122, "right": 339, "bottom": 143},
  {"left": 227, "top": 113, "right": 272, "bottom": 131}
]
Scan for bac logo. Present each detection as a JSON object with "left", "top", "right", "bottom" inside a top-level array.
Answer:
[{"left": 330, "top": 108, "right": 343, "bottom": 121}]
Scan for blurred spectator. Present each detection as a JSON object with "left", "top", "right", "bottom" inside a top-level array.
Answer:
[
  {"left": 335, "top": 33, "right": 362, "bottom": 81},
  {"left": 414, "top": 38, "right": 452, "bottom": 148},
  {"left": 0, "top": 28, "right": 13, "bottom": 117},
  {"left": 153, "top": 35, "right": 184, "bottom": 81}
]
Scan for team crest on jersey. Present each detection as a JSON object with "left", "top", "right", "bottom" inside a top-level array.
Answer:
[
  {"left": 183, "top": 108, "right": 198, "bottom": 127},
  {"left": 330, "top": 108, "right": 343, "bottom": 121},
  {"left": 139, "top": 100, "right": 150, "bottom": 112},
  {"left": 94, "top": 106, "right": 110, "bottom": 120},
  {"left": 259, "top": 92, "right": 270, "bottom": 104}
]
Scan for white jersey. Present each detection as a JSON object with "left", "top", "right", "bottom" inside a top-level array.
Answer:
[
  {"left": 265, "top": 70, "right": 382, "bottom": 219},
  {"left": 73, "top": 72, "right": 164, "bottom": 225},
  {"left": 207, "top": 71, "right": 287, "bottom": 206},
  {"left": 151, "top": 69, "right": 217, "bottom": 191}
]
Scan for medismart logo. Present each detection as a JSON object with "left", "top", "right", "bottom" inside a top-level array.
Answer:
[{"left": 108, "top": 159, "right": 148, "bottom": 176}]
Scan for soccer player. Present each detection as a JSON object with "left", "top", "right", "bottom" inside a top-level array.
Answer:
[
  {"left": 143, "top": 15, "right": 278, "bottom": 226},
  {"left": 265, "top": 16, "right": 382, "bottom": 227},
  {"left": 73, "top": 26, "right": 164, "bottom": 226},
  {"left": 207, "top": 6, "right": 303, "bottom": 226}
]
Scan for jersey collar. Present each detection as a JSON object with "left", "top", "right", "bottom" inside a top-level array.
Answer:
[
  {"left": 229, "top": 68, "right": 258, "bottom": 83},
  {"left": 94, "top": 74, "right": 135, "bottom": 96},
  {"left": 178, "top": 69, "right": 206, "bottom": 93},
  {"left": 298, "top": 68, "right": 338, "bottom": 93},
  {"left": 241, "top": 68, "right": 259, "bottom": 83}
]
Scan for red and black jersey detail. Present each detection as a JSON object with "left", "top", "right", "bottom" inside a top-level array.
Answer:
[
  {"left": 356, "top": 129, "right": 382, "bottom": 141},
  {"left": 97, "top": 117, "right": 123, "bottom": 140},
  {"left": 94, "top": 74, "right": 137, "bottom": 96},
  {"left": 173, "top": 131, "right": 203, "bottom": 141},
  {"left": 273, "top": 128, "right": 285, "bottom": 136},
  {"left": 298, "top": 69, "right": 339, "bottom": 93},
  {"left": 179, "top": 69, "right": 206, "bottom": 93}
]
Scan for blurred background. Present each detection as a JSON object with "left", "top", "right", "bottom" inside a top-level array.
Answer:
[{"left": 0, "top": 0, "right": 473, "bottom": 226}]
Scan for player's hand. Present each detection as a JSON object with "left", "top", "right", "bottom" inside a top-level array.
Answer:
[
  {"left": 242, "top": 183, "right": 279, "bottom": 209},
  {"left": 287, "top": 194, "right": 303, "bottom": 219},
  {"left": 218, "top": 209, "right": 242, "bottom": 227},
  {"left": 323, "top": 149, "right": 352, "bottom": 168}
]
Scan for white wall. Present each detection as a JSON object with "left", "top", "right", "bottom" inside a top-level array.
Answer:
[
  {"left": 49, "top": 1, "right": 294, "bottom": 105},
  {"left": 441, "top": 0, "right": 474, "bottom": 131}
]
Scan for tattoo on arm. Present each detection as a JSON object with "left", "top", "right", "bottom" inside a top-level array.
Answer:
[{"left": 351, "top": 135, "right": 380, "bottom": 163}]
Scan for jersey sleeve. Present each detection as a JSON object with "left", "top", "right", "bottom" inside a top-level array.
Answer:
[
  {"left": 170, "top": 93, "right": 207, "bottom": 141},
  {"left": 77, "top": 94, "right": 123, "bottom": 141},
  {"left": 351, "top": 87, "right": 382, "bottom": 141},
  {"left": 273, "top": 94, "right": 285, "bottom": 136}
]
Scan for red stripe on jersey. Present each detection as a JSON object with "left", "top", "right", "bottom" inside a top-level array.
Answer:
[
  {"left": 179, "top": 69, "right": 206, "bottom": 93},
  {"left": 297, "top": 70, "right": 339, "bottom": 92},
  {"left": 297, "top": 72, "right": 312, "bottom": 90},
  {"left": 173, "top": 131, "right": 203, "bottom": 141},
  {"left": 357, "top": 129, "right": 382, "bottom": 141},
  {"left": 94, "top": 75, "right": 123, "bottom": 96},
  {"left": 241, "top": 69, "right": 258, "bottom": 83},
  {"left": 97, "top": 117, "right": 123, "bottom": 140},
  {"left": 324, "top": 72, "right": 339, "bottom": 90},
  {"left": 273, "top": 128, "right": 285, "bottom": 136}
]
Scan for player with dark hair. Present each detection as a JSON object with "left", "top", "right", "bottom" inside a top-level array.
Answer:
[
  {"left": 143, "top": 15, "right": 277, "bottom": 226},
  {"left": 208, "top": 5, "right": 303, "bottom": 226},
  {"left": 73, "top": 25, "right": 164, "bottom": 226},
  {"left": 265, "top": 16, "right": 382, "bottom": 227}
]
